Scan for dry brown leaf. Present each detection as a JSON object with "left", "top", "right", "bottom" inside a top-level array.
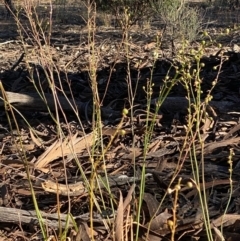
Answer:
[
  {"left": 211, "top": 214, "right": 240, "bottom": 228},
  {"left": 8, "top": 144, "right": 35, "bottom": 152},
  {"left": 143, "top": 193, "right": 159, "bottom": 217},
  {"left": 121, "top": 147, "right": 142, "bottom": 160},
  {"left": 133, "top": 222, "right": 169, "bottom": 241},
  {"left": 123, "top": 184, "right": 135, "bottom": 211},
  {"left": 201, "top": 116, "right": 213, "bottom": 133},
  {"left": 148, "top": 139, "right": 162, "bottom": 152},
  {"left": 213, "top": 226, "right": 225, "bottom": 241},
  {"left": 102, "top": 126, "right": 131, "bottom": 136},
  {"left": 35, "top": 139, "right": 58, "bottom": 168},
  {"left": 223, "top": 123, "right": 240, "bottom": 140},
  {"left": 35, "top": 132, "right": 93, "bottom": 168},
  {"left": 144, "top": 42, "right": 156, "bottom": 51},
  {"left": 35, "top": 127, "right": 120, "bottom": 169},
  {"left": 183, "top": 179, "right": 237, "bottom": 199},
  {"left": 115, "top": 190, "right": 123, "bottom": 241},
  {"left": 204, "top": 137, "right": 240, "bottom": 155},
  {"left": 29, "top": 128, "right": 42, "bottom": 147},
  {"left": 75, "top": 220, "right": 91, "bottom": 241},
  {"left": 143, "top": 194, "right": 172, "bottom": 231},
  {"left": 148, "top": 209, "right": 172, "bottom": 231}
]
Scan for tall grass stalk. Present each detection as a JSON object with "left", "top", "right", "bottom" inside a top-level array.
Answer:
[
  {"left": 131, "top": 36, "right": 179, "bottom": 240},
  {"left": 0, "top": 82, "right": 48, "bottom": 239},
  {"left": 85, "top": 0, "right": 124, "bottom": 237}
]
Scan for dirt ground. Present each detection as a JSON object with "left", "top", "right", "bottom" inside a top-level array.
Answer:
[{"left": 0, "top": 1, "right": 240, "bottom": 240}]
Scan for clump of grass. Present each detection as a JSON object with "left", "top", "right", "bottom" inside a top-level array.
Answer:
[
  {"left": 151, "top": 0, "right": 203, "bottom": 55},
  {"left": 95, "top": 0, "right": 152, "bottom": 30}
]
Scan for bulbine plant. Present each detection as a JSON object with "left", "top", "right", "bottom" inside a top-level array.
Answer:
[{"left": 175, "top": 38, "right": 226, "bottom": 241}]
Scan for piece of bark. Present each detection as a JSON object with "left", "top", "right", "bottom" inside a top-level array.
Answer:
[
  {"left": 0, "top": 206, "right": 73, "bottom": 228},
  {"left": 0, "top": 91, "right": 120, "bottom": 119},
  {"left": 0, "top": 91, "right": 81, "bottom": 112},
  {"left": 0, "top": 206, "right": 104, "bottom": 229},
  {"left": 151, "top": 97, "right": 240, "bottom": 114},
  {"left": 0, "top": 91, "right": 239, "bottom": 115}
]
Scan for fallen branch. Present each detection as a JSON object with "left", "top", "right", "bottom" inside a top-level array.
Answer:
[
  {"left": 0, "top": 91, "right": 239, "bottom": 115},
  {"left": 151, "top": 96, "right": 240, "bottom": 113},
  {"left": 0, "top": 206, "right": 105, "bottom": 229},
  {"left": 0, "top": 91, "right": 120, "bottom": 119}
]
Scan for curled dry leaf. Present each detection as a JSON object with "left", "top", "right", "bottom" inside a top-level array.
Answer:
[
  {"left": 35, "top": 127, "right": 123, "bottom": 169},
  {"left": 212, "top": 226, "right": 225, "bottom": 241},
  {"left": 35, "top": 132, "right": 93, "bottom": 169},
  {"left": 75, "top": 219, "right": 91, "bottom": 241},
  {"left": 148, "top": 209, "right": 172, "bottom": 232},
  {"left": 123, "top": 184, "right": 135, "bottom": 211},
  {"left": 143, "top": 193, "right": 159, "bottom": 217},
  {"left": 115, "top": 190, "right": 123, "bottom": 241},
  {"left": 143, "top": 193, "right": 172, "bottom": 232},
  {"left": 211, "top": 214, "right": 240, "bottom": 228},
  {"left": 29, "top": 128, "right": 42, "bottom": 147}
]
